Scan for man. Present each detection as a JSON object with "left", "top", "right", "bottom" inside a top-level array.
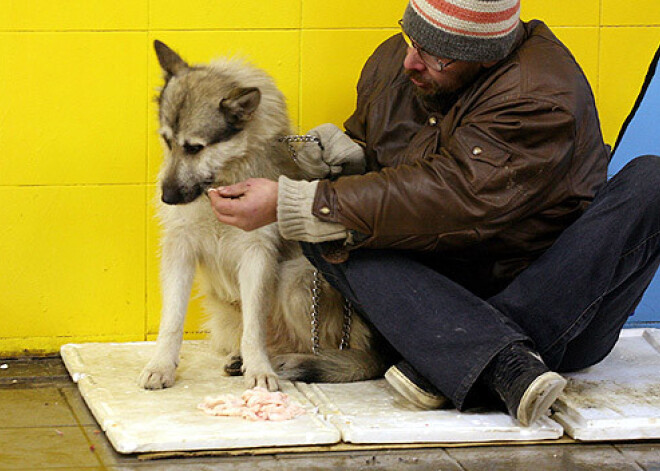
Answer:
[{"left": 208, "top": 0, "right": 660, "bottom": 426}]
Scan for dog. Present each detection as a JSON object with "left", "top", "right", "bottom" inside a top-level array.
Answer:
[{"left": 138, "top": 41, "right": 388, "bottom": 391}]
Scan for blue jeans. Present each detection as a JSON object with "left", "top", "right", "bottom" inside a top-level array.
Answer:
[{"left": 302, "top": 155, "right": 660, "bottom": 410}]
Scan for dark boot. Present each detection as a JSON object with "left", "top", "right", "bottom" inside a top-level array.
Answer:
[{"left": 482, "top": 342, "right": 567, "bottom": 426}]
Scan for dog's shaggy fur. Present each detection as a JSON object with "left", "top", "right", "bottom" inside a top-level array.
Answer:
[{"left": 138, "top": 41, "right": 387, "bottom": 391}]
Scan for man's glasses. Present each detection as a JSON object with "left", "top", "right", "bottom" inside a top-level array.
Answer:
[{"left": 399, "top": 20, "right": 456, "bottom": 72}]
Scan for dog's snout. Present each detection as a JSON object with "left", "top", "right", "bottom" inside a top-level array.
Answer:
[
  {"left": 161, "top": 181, "right": 206, "bottom": 205},
  {"left": 161, "top": 184, "right": 185, "bottom": 205}
]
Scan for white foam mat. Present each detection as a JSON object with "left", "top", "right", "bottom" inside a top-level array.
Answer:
[
  {"left": 60, "top": 342, "right": 339, "bottom": 453},
  {"left": 552, "top": 328, "right": 660, "bottom": 441},
  {"left": 297, "top": 381, "right": 563, "bottom": 444},
  {"left": 60, "top": 329, "right": 660, "bottom": 453},
  {"left": 61, "top": 341, "right": 562, "bottom": 454}
]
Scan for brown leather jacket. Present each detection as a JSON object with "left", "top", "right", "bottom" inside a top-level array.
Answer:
[{"left": 312, "top": 21, "right": 609, "bottom": 294}]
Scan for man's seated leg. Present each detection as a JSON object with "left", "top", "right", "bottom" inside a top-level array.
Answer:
[
  {"left": 301, "top": 243, "right": 566, "bottom": 425},
  {"left": 302, "top": 155, "right": 660, "bottom": 424},
  {"left": 490, "top": 155, "right": 660, "bottom": 374}
]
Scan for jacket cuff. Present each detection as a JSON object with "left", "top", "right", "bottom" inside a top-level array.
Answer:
[{"left": 277, "top": 176, "right": 348, "bottom": 242}]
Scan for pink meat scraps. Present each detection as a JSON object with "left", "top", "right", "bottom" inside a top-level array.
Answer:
[{"left": 198, "top": 387, "right": 306, "bottom": 421}]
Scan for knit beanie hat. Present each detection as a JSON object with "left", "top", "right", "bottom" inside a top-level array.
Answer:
[{"left": 402, "top": 0, "right": 522, "bottom": 62}]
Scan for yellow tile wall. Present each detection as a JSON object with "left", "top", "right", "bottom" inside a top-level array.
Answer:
[{"left": 1, "top": 0, "right": 659, "bottom": 354}]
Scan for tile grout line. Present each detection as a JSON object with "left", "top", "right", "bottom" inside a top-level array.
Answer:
[
  {"left": 1, "top": 26, "right": 407, "bottom": 33},
  {"left": 599, "top": 0, "right": 605, "bottom": 101},
  {"left": 145, "top": 0, "right": 152, "bottom": 343},
  {"left": 57, "top": 387, "right": 106, "bottom": 468},
  {"left": 611, "top": 444, "right": 649, "bottom": 471},
  {"left": 298, "top": 0, "right": 304, "bottom": 133}
]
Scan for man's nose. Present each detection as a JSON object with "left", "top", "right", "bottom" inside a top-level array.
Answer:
[{"left": 403, "top": 47, "right": 426, "bottom": 72}]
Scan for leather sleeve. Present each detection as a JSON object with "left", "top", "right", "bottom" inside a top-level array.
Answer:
[
  {"left": 344, "top": 34, "right": 404, "bottom": 171},
  {"left": 313, "top": 96, "right": 577, "bottom": 252}
]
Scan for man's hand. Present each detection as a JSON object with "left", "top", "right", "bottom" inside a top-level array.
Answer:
[
  {"left": 207, "top": 178, "right": 278, "bottom": 231},
  {"left": 294, "top": 123, "right": 366, "bottom": 179}
]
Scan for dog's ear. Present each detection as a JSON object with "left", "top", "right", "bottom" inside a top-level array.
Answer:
[
  {"left": 219, "top": 87, "right": 261, "bottom": 125},
  {"left": 154, "top": 40, "right": 189, "bottom": 78}
]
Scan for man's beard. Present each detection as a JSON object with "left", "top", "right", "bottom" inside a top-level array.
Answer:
[
  {"left": 405, "top": 66, "right": 483, "bottom": 99},
  {"left": 405, "top": 70, "right": 444, "bottom": 96}
]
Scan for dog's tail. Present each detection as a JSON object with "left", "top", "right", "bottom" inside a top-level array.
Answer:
[{"left": 272, "top": 348, "right": 391, "bottom": 383}]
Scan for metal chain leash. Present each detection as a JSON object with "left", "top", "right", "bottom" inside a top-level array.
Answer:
[
  {"left": 310, "top": 270, "right": 322, "bottom": 355},
  {"left": 340, "top": 298, "right": 353, "bottom": 351},
  {"left": 278, "top": 135, "right": 324, "bottom": 165},
  {"left": 279, "top": 135, "right": 352, "bottom": 355},
  {"left": 309, "top": 270, "right": 352, "bottom": 355}
]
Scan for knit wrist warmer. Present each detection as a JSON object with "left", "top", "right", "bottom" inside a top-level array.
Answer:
[{"left": 277, "top": 176, "right": 348, "bottom": 242}]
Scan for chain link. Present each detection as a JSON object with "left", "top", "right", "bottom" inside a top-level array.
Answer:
[
  {"left": 310, "top": 270, "right": 352, "bottom": 355},
  {"left": 340, "top": 299, "right": 353, "bottom": 350},
  {"left": 278, "top": 134, "right": 324, "bottom": 165},
  {"left": 310, "top": 270, "right": 322, "bottom": 355}
]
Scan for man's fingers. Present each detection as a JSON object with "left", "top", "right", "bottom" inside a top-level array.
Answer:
[
  {"left": 207, "top": 178, "right": 277, "bottom": 232},
  {"left": 210, "top": 201, "right": 252, "bottom": 231},
  {"left": 208, "top": 189, "right": 238, "bottom": 216},
  {"left": 209, "top": 200, "right": 238, "bottom": 224},
  {"left": 213, "top": 212, "right": 239, "bottom": 226},
  {"left": 213, "top": 182, "right": 248, "bottom": 198}
]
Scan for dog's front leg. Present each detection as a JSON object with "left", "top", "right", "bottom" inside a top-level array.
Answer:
[
  {"left": 238, "top": 246, "right": 279, "bottom": 391},
  {"left": 138, "top": 240, "right": 196, "bottom": 389}
]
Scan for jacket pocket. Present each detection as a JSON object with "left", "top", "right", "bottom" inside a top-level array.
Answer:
[{"left": 448, "top": 125, "right": 512, "bottom": 193}]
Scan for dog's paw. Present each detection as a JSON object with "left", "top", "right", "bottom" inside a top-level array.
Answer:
[
  {"left": 138, "top": 360, "right": 177, "bottom": 389},
  {"left": 223, "top": 355, "right": 243, "bottom": 376},
  {"left": 243, "top": 367, "right": 280, "bottom": 392}
]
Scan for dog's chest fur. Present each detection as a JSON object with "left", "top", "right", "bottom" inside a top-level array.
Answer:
[{"left": 158, "top": 199, "right": 283, "bottom": 302}]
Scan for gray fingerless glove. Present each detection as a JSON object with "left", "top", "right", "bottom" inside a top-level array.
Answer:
[{"left": 295, "top": 123, "right": 366, "bottom": 179}]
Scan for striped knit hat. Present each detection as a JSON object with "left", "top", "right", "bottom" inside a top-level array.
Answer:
[{"left": 402, "top": 0, "right": 522, "bottom": 62}]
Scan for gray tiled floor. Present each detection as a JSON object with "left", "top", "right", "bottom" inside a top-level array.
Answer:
[{"left": 2, "top": 357, "right": 660, "bottom": 470}]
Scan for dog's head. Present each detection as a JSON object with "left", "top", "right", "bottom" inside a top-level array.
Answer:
[{"left": 154, "top": 41, "right": 264, "bottom": 205}]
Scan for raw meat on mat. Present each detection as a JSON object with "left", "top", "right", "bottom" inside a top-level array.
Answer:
[{"left": 198, "top": 387, "right": 306, "bottom": 421}]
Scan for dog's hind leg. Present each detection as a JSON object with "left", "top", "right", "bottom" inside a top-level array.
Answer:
[
  {"left": 138, "top": 238, "right": 196, "bottom": 389},
  {"left": 202, "top": 293, "right": 244, "bottom": 376},
  {"left": 237, "top": 243, "right": 280, "bottom": 391},
  {"left": 274, "top": 262, "right": 393, "bottom": 383}
]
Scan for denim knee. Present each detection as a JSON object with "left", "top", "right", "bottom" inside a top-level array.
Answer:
[
  {"left": 610, "top": 155, "right": 660, "bottom": 215},
  {"left": 618, "top": 155, "right": 660, "bottom": 194}
]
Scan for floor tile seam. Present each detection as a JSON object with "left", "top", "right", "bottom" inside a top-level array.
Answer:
[
  {"left": 0, "top": 424, "right": 82, "bottom": 430},
  {"left": 0, "top": 362, "right": 62, "bottom": 368},
  {"left": 57, "top": 385, "right": 106, "bottom": 468},
  {"left": 59, "top": 387, "right": 85, "bottom": 427},
  {"left": 0, "top": 377, "right": 71, "bottom": 384},
  {"left": 428, "top": 448, "right": 469, "bottom": 471},
  {"left": 74, "top": 425, "right": 107, "bottom": 468},
  {"left": 0, "top": 468, "right": 105, "bottom": 471},
  {"left": 612, "top": 444, "right": 652, "bottom": 471},
  {"left": 59, "top": 387, "right": 104, "bottom": 433},
  {"left": 0, "top": 383, "right": 74, "bottom": 390},
  {"left": 80, "top": 424, "right": 121, "bottom": 470}
]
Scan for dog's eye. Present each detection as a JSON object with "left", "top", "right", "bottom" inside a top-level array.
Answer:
[{"left": 184, "top": 144, "right": 204, "bottom": 155}]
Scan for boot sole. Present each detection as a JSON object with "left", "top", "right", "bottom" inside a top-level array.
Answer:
[
  {"left": 517, "top": 371, "right": 567, "bottom": 426},
  {"left": 384, "top": 366, "right": 447, "bottom": 410}
]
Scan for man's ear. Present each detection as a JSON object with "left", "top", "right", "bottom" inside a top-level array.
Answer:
[
  {"left": 154, "top": 40, "right": 190, "bottom": 79},
  {"left": 219, "top": 87, "right": 262, "bottom": 125}
]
